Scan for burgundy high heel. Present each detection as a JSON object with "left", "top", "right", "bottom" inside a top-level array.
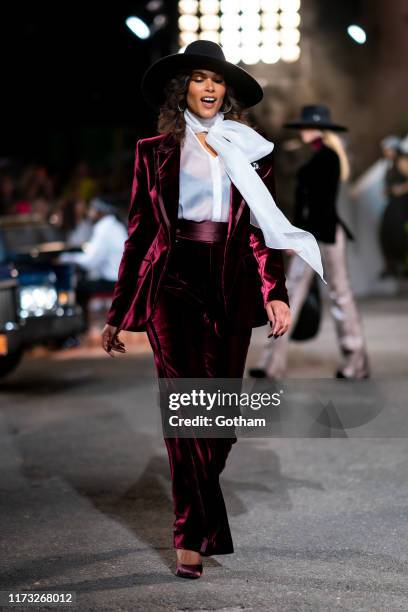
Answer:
[{"left": 175, "top": 560, "right": 203, "bottom": 579}]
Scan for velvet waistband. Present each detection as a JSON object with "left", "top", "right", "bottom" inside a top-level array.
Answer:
[{"left": 176, "top": 219, "right": 228, "bottom": 243}]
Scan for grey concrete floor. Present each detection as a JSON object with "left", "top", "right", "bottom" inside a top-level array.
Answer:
[{"left": 0, "top": 296, "right": 408, "bottom": 611}]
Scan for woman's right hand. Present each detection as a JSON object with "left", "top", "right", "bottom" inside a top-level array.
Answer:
[{"left": 101, "top": 324, "right": 126, "bottom": 357}]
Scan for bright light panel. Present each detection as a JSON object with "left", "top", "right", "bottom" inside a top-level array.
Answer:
[
  {"left": 260, "top": 0, "right": 279, "bottom": 11},
  {"left": 241, "top": 46, "right": 260, "bottom": 64},
  {"left": 179, "top": 30, "right": 198, "bottom": 45},
  {"left": 179, "top": 0, "right": 198, "bottom": 14},
  {"left": 279, "top": 12, "right": 301, "bottom": 28},
  {"left": 261, "top": 28, "right": 280, "bottom": 45},
  {"left": 200, "top": 14, "right": 220, "bottom": 30},
  {"left": 224, "top": 47, "right": 242, "bottom": 63},
  {"left": 280, "top": 44, "right": 300, "bottom": 62},
  {"left": 220, "top": 13, "right": 240, "bottom": 30},
  {"left": 279, "top": 0, "right": 300, "bottom": 10},
  {"left": 178, "top": 14, "right": 200, "bottom": 31},
  {"left": 239, "top": 13, "right": 261, "bottom": 30},
  {"left": 261, "top": 13, "right": 279, "bottom": 29},
  {"left": 219, "top": 0, "right": 237, "bottom": 13},
  {"left": 199, "top": 0, "right": 219, "bottom": 13},
  {"left": 280, "top": 28, "right": 301, "bottom": 45},
  {"left": 199, "top": 30, "right": 220, "bottom": 42},
  {"left": 260, "top": 44, "right": 281, "bottom": 64},
  {"left": 178, "top": 0, "right": 302, "bottom": 64},
  {"left": 241, "top": 0, "right": 261, "bottom": 12}
]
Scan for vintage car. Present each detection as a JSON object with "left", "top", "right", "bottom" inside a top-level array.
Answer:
[{"left": 0, "top": 214, "right": 85, "bottom": 378}]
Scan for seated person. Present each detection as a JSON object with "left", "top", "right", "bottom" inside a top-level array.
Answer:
[{"left": 58, "top": 197, "right": 127, "bottom": 329}]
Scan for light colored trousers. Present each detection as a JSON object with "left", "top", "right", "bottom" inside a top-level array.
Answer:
[{"left": 255, "top": 224, "right": 370, "bottom": 378}]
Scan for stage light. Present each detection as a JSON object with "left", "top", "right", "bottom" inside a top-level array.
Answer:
[
  {"left": 240, "top": 12, "right": 261, "bottom": 30},
  {"left": 126, "top": 16, "right": 151, "bottom": 39},
  {"left": 279, "top": 11, "right": 301, "bottom": 29},
  {"left": 179, "top": 31, "right": 198, "bottom": 46},
  {"left": 241, "top": 0, "right": 261, "bottom": 11},
  {"left": 178, "top": 0, "right": 302, "bottom": 64},
  {"left": 199, "top": 0, "right": 219, "bottom": 13},
  {"left": 220, "top": 13, "right": 240, "bottom": 30},
  {"left": 220, "top": 30, "right": 239, "bottom": 46},
  {"left": 152, "top": 14, "right": 168, "bottom": 31},
  {"left": 261, "top": 12, "right": 279, "bottom": 29},
  {"left": 179, "top": 0, "right": 198, "bottom": 13},
  {"left": 200, "top": 14, "right": 220, "bottom": 30},
  {"left": 280, "top": 44, "right": 300, "bottom": 62},
  {"left": 241, "top": 46, "right": 261, "bottom": 64},
  {"left": 280, "top": 28, "right": 300, "bottom": 45},
  {"left": 347, "top": 25, "right": 366, "bottom": 44},
  {"left": 224, "top": 47, "right": 242, "bottom": 63},
  {"left": 199, "top": 30, "right": 220, "bottom": 42},
  {"left": 260, "top": 0, "right": 279, "bottom": 11},
  {"left": 146, "top": 0, "right": 164, "bottom": 10},
  {"left": 220, "top": 0, "right": 237, "bottom": 13},
  {"left": 260, "top": 45, "right": 280, "bottom": 64},
  {"left": 179, "top": 14, "right": 200, "bottom": 31},
  {"left": 241, "top": 30, "right": 262, "bottom": 45},
  {"left": 279, "top": 0, "right": 300, "bottom": 10},
  {"left": 261, "top": 29, "right": 280, "bottom": 45}
]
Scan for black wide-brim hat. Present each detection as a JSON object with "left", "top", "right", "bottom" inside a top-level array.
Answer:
[
  {"left": 284, "top": 105, "right": 348, "bottom": 132},
  {"left": 141, "top": 40, "right": 264, "bottom": 112}
]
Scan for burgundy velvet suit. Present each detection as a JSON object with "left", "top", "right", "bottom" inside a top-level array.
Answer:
[
  {"left": 105, "top": 131, "right": 289, "bottom": 556},
  {"left": 105, "top": 132, "right": 289, "bottom": 331}
]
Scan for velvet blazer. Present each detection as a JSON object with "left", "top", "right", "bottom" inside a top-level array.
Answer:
[{"left": 105, "top": 132, "right": 289, "bottom": 332}]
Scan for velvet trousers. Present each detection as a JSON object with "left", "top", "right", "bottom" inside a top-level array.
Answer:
[{"left": 146, "top": 221, "right": 252, "bottom": 556}]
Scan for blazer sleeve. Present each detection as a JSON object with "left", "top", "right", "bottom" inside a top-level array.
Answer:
[
  {"left": 249, "top": 152, "right": 290, "bottom": 307},
  {"left": 105, "top": 139, "right": 152, "bottom": 327}
]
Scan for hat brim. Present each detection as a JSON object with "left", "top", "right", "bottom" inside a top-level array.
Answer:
[
  {"left": 284, "top": 120, "right": 348, "bottom": 132},
  {"left": 141, "top": 53, "right": 263, "bottom": 111}
]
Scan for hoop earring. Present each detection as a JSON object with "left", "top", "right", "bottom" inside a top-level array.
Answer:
[
  {"left": 221, "top": 101, "right": 232, "bottom": 114},
  {"left": 177, "top": 100, "right": 187, "bottom": 112}
]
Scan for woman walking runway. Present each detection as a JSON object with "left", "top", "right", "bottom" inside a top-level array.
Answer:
[{"left": 101, "top": 41, "right": 324, "bottom": 578}]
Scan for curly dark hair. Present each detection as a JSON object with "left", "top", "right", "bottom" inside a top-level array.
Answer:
[{"left": 157, "top": 70, "right": 254, "bottom": 142}]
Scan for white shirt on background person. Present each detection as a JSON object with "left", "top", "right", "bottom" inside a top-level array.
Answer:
[{"left": 59, "top": 214, "right": 127, "bottom": 281}]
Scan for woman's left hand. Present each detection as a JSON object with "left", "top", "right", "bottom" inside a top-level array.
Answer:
[{"left": 266, "top": 300, "right": 291, "bottom": 338}]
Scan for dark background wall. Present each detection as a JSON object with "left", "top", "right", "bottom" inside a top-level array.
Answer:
[{"left": 0, "top": 2, "right": 178, "bottom": 168}]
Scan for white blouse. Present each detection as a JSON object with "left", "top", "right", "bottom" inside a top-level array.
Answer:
[{"left": 178, "top": 124, "right": 231, "bottom": 222}]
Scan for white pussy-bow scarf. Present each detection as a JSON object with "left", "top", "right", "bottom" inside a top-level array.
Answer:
[{"left": 184, "top": 108, "right": 326, "bottom": 283}]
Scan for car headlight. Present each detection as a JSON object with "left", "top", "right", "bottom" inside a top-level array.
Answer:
[{"left": 19, "top": 285, "right": 58, "bottom": 317}]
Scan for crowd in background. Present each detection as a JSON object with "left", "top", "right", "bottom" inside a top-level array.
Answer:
[
  {"left": 1, "top": 132, "right": 408, "bottom": 283},
  {"left": 0, "top": 158, "right": 133, "bottom": 237},
  {"left": 379, "top": 136, "right": 408, "bottom": 278}
]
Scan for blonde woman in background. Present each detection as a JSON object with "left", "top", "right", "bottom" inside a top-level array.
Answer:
[{"left": 250, "top": 105, "right": 370, "bottom": 379}]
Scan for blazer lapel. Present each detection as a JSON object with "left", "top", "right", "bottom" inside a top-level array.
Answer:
[
  {"left": 228, "top": 183, "right": 245, "bottom": 238},
  {"left": 155, "top": 133, "right": 180, "bottom": 237}
]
